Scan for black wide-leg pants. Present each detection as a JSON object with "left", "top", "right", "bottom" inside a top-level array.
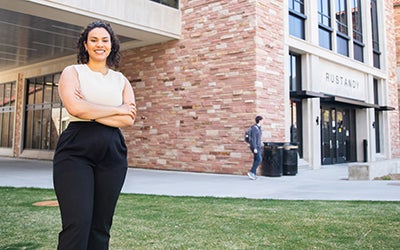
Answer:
[{"left": 53, "top": 122, "right": 128, "bottom": 250}]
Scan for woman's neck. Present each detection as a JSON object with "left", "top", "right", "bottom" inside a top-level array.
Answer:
[{"left": 86, "top": 61, "right": 108, "bottom": 75}]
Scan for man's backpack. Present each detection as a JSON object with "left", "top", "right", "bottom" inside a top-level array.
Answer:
[{"left": 244, "top": 126, "right": 253, "bottom": 144}]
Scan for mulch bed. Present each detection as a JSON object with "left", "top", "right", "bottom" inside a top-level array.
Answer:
[{"left": 32, "top": 200, "right": 59, "bottom": 207}]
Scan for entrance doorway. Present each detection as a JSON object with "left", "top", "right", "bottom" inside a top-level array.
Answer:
[{"left": 321, "top": 106, "right": 356, "bottom": 165}]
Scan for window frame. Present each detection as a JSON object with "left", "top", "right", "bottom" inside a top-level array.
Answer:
[
  {"left": 335, "top": 0, "right": 349, "bottom": 56},
  {"left": 24, "top": 73, "right": 64, "bottom": 151},
  {"left": 289, "top": 52, "right": 303, "bottom": 157},
  {"left": 0, "top": 81, "right": 16, "bottom": 148},
  {"left": 318, "top": 0, "right": 333, "bottom": 50},
  {"left": 289, "top": 0, "right": 306, "bottom": 39},
  {"left": 351, "top": 0, "right": 364, "bottom": 62},
  {"left": 370, "top": 0, "right": 380, "bottom": 68}
]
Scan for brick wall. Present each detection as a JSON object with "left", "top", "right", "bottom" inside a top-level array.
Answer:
[
  {"left": 390, "top": 0, "right": 400, "bottom": 157},
  {"left": 388, "top": 1, "right": 400, "bottom": 157},
  {"left": 396, "top": 4, "right": 400, "bottom": 66},
  {"left": 120, "top": 0, "right": 286, "bottom": 174}
]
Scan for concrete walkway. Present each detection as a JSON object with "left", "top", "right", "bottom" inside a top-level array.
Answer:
[{"left": 0, "top": 157, "right": 399, "bottom": 201}]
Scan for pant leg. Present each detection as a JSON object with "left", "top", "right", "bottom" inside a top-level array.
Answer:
[
  {"left": 88, "top": 129, "right": 128, "bottom": 250},
  {"left": 54, "top": 122, "right": 128, "bottom": 250},
  {"left": 250, "top": 146, "right": 262, "bottom": 174},
  {"left": 53, "top": 153, "right": 95, "bottom": 250},
  {"left": 53, "top": 122, "right": 102, "bottom": 250}
]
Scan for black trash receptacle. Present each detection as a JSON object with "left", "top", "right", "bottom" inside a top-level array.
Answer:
[
  {"left": 262, "top": 142, "right": 284, "bottom": 177},
  {"left": 283, "top": 144, "right": 298, "bottom": 176}
]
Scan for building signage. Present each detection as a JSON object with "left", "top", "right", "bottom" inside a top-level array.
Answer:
[
  {"left": 315, "top": 59, "right": 366, "bottom": 100},
  {"left": 324, "top": 72, "right": 360, "bottom": 90}
]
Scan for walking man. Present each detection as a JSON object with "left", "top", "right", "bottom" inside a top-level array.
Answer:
[{"left": 248, "top": 115, "right": 263, "bottom": 180}]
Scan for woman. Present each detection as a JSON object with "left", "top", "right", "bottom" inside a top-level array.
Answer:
[{"left": 53, "top": 20, "right": 136, "bottom": 250}]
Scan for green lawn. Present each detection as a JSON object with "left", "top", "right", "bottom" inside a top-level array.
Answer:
[{"left": 1, "top": 187, "right": 399, "bottom": 249}]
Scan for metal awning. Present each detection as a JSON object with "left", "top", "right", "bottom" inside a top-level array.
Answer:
[
  {"left": 321, "top": 95, "right": 379, "bottom": 109},
  {"left": 290, "top": 91, "right": 395, "bottom": 111},
  {"left": 375, "top": 105, "right": 396, "bottom": 111},
  {"left": 290, "top": 90, "right": 326, "bottom": 99}
]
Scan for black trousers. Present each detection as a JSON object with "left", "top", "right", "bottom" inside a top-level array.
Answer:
[{"left": 53, "top": 122, "right": 128, "bottom": 250}]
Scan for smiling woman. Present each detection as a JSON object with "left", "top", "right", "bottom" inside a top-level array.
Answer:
[
  {"left": 52, "top": 20, "right": 136, "bottom": 250},
  {"left": 77, "top": 21, "right": 121, "bottom": 70},
  {"left": 84, "top": 27, "right": 112, "bottom": 71}
]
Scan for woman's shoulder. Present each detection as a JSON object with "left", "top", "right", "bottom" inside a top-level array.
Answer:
[
  {"left": 109, "top": 68, "right": 128, "bottom": 81},
  {"left": 62, "top": 64, "right": 83, "bottom": 73},
  {"left": 70, "top": 64, "right": 86, "bottom": 72},
  {"left": 60, "top": 65, "right": 80, "bottom": 77}
]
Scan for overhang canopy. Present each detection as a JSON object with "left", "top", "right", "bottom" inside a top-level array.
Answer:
[
  {"left": 0, "top": 0, "right": 181, "bottom": 72},
  {"left": 290, "top": 90, "right": 395, "bottom": 111}
]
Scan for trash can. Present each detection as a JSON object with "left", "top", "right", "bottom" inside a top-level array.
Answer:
[
  {"left": 262, "top": 142, "right": 284, "bottom": 177},
  {"left": 283, "top": 143, "right": 298, "bottom": 176}
]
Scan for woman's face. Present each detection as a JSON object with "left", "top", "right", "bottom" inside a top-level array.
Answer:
[{"left": 84, "top": 27, "right": 112, "bottom": 64}]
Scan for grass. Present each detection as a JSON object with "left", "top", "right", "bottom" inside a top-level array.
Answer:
[{"left": 0, "top": 187, "right": 399, "bottom": 249}]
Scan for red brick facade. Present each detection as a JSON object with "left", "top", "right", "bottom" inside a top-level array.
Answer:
[
  {"left": 392, "top": 1, "right": 400, "bottom": 157},
  {"left": 119, "top": 0, "right": 285, "bottom": 174}
]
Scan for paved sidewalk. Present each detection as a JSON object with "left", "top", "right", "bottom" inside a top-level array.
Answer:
[{"left": 0, "top": 157, "right": 399, "bottom": 201}]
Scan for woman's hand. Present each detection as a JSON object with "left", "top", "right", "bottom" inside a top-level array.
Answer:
[{"left": 119, "top": 102, "right": 137, "bottom": 119}]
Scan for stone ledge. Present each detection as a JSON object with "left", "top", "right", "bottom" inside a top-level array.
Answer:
[{"left": 348, "top": 159, "right": 400, "bottom": 180}]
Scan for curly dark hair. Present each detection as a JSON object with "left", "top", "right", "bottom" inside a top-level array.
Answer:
[{"left": 77, "top": 20, "right": 121, "bottom": 68}]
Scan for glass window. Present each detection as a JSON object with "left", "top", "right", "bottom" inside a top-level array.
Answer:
[
  {"left": 335, "top": 0, "right": 349, "bottom": 56},
  {"left": 24, "top": 72, "right": 67, "bottom": 150},
  {"left": 319, "top": 27, "right": 332, "bottom": 49},
  {"left": 289, "top": 52, "right": 303, "bottom": 157},
  {"left": 351, "top": 0, "right": 364, "bottom": 62},
  {"left": 290, "top": 100, "right": 303, "bottom": 157},
  {"left": 335, "top": 0, "right": 348, "bottom": 34},
  {"left": 337, "top": 34, "right": 349, "bottom": 56},
  {"left": 0, "top": 81, "right": 16, "bottom": 148},
  {"left": 370, "top": 0, "right": 380, "bottom": 68},
  {"left": 318, "top": 0, "right": 332, "bottom": 50},
  {"left": 289, "top": 0, "right": 306, "bottom": 39},
  {"left": 373, "top": 79, "right": 381, "bottom": 153},
  {"left": 289, "top": 52, "right": 302, "bottom": 92},
  {"left": 318, "top": 0, "right": 331, "bottom": 26}
]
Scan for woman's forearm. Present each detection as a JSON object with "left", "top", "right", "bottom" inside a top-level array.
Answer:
[
  {"left": 67, "top": 99, "right": 121, "bottom": 120},
  {"left": 94, "top": 114, "right": 135, "bottom": 128}
]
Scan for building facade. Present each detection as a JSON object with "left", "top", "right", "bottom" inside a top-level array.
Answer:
[
  {"left": 0, "top": 0, "right": 399, "bottom": 175},
  {"left": 395, "top": 0, "right": 400, "bottom": 133}
]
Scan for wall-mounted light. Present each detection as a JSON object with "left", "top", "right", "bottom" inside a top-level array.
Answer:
[{"left": 316, "top": 116, "right": 319, "bottom": 126}]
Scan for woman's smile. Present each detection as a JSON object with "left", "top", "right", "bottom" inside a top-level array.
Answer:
[{"left": 85, "top": 27, "right": 111, "bottom": 62}]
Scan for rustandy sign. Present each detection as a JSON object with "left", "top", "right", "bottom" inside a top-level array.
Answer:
[
  {"left": 315, "top": 59, "right": 366, "bottom": 100},
  {"left": 325, "top": 72, "right": 360, "bottom": 90}
]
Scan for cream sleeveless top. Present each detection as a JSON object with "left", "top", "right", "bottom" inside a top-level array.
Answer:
[{"left": 69, "top": 64, "right": 126, "bottom": 122}]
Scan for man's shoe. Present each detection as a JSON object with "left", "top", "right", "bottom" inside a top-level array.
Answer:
[{"left": 247, "top": 172, "right": 257, "bottom": 180}]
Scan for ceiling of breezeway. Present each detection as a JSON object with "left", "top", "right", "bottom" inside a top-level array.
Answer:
[
  {"left": 0, "top": 8, "right": 135, "bottom": 71},
  {"left": 0, "top": 0, "right": 180, "bottom": 73}
]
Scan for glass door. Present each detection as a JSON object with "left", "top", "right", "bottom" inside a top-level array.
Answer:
[{"left": 321, "top": 106, "right": 353, "bottom": 165}]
